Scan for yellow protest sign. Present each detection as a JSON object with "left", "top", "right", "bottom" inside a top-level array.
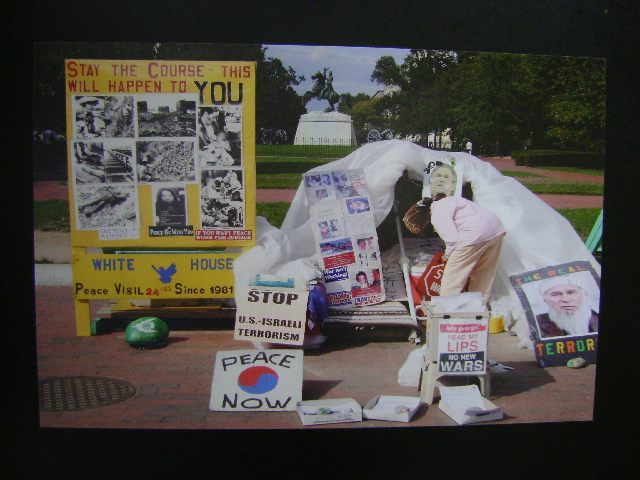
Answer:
[
  {"left": 65, "top": 59, "right": 256, "bottom": 248},
  {"left": 72, "top": 252, "right": 239, "bottom": 299},
  {"left": 64, "top": 58, "right": 256, "bottom": 335}
]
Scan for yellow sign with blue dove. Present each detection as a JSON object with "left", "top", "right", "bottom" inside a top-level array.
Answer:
[{"left": 64, "top": 58, "right": 255, "bottom": 334}]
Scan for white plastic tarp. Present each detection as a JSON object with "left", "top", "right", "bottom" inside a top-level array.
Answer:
[{"left": 235, "top": 140, "right": 600, "bottom": 318}]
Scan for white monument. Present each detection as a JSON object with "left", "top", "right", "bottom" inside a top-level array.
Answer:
[{"left": 294, "top": 111, "right": 358, "bottom": 146}]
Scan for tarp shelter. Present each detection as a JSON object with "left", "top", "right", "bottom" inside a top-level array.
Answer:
[{"left": 235, "top": 140, "right": 601, "bottom": 338}]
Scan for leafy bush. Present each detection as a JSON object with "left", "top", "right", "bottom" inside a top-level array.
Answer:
[{"left": 511, "top": 150, "right": 604, "bottom": 169}]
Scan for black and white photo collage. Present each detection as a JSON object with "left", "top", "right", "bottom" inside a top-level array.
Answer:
[{"left": 71, "top": 94, "right": 244, "bottom": 237}]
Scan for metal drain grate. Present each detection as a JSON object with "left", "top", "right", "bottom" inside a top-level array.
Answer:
[{"left": 39, "top": 376, "right": 137, "bottom": 412}]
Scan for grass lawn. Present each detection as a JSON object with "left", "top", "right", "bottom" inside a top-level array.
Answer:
[
  {"left": 32, "top": 200, "right": 293, "bottom": 232},
  {"left": 501, "top": 170, "right": 545, "bottom": 178},
  {"left": 255, "top": 205, "right": 600, "bottom": 242},
  {"left": 34, "top": 200, "right": 601, "bottom": 243},
  {"left": 33, "top": 200, "right": 70, "bottom": 231},
  {"left": 257, "top": 174, "right": 302, "bottom": 189},
  {"left": 539, "top": 166, "right": 604, "bottom": 176},
  {"left": 556, "top": 208, "right": 601, "bottom": 241},
  {"left": 256, "top": 202, "right": 291, "bottom": 228},
  {"left": 525, "top": 183, "right": 603, "bottom": 195},
  {"left": 257, "top": 156, "right": 331, "bottom": 164},
  {"left": 256, "top": 144, "right": 356, "bottom": 159},
  {"left": 256, "top": 160, "right": 326, "bottom": 175}
]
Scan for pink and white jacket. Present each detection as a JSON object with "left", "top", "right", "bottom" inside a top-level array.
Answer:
[{"left": 430, "top": 196, "right": 506, "bottom": 257}]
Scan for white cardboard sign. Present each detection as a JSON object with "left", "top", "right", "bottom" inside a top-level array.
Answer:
[
  {"left": 209, "top": 349, "right": 303, "bottom": 411},
  {"left": 234, "top": 286, "right": 309, "bottom": 345}
]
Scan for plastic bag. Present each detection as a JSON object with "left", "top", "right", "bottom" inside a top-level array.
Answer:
[{"left": 397, "top": 345, "right": 428, "bottom": 387}]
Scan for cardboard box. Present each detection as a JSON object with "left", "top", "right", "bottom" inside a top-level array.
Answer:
[
  {"left": 439, "top": 396, "right": 503, "bottom": 425},
  {"left": 296, "top": 399, "right": 362, "bottom": 426},
  {"left": 362, "top": 395, "right": 422, "bottom": 422}
]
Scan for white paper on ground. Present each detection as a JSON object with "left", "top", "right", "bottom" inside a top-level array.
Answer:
[
  {"left": 300, "top": 402, "right": 356, "bottom": 415},
  {"left": 372, "top": 396, "right": 417, "bottom": 411},
  {"left": 439, "top": 384, "right": 494, "bottom": 416}
]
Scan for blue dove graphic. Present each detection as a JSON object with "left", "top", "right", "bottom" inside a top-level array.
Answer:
[{"left": 152, "top": 263, "right": 177, "bottom": 284}]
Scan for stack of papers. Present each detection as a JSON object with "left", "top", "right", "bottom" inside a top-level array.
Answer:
[
  {"left": 362, "top": 395, "right": 422, "bottom": 422},
  {"left": 438, "top": 385, "right": 503, "bottom": 425},
  {"left": 425, "top": 292, "right": 484, "bottom": 313}
]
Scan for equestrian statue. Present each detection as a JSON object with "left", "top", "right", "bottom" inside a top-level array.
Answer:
[{"left": 302, "top": 67, "right": 340, "bottom": 112}]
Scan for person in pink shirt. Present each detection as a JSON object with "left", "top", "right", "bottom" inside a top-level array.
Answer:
[{"left": 429, "top": 192, "right": 506, "bottom": 304}]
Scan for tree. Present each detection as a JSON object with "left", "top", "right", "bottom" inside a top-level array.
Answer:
[
  {"left": 371, "top": 56, "right": 404, "bottom": 88},
  {"left": 449, "top": 53, "right": 605, "bottom": 154},
  {"left": 338, "top": 93, "right": 371, "bottom": 114},
  {"left": 386, "top": 50, "right": 458, "bottom": 143},
  {"left": 449, "top": 52, "right": 525, "bottom": 155},
  {"left": 347, "top": 98, "right": 385, "bottom": 142},
  {"left": 368, "top": 49, "right": 605, "bottom": 155},
  {"left": 543, "top": 57, "right": 605, "bottom": 151},
  {"left": 33, "top": 42, "right": 306, "bottom": 146},
  {"left": 256, "top": 49, "right": 306, "bottom": 139},
  {"left": 33, "top": 42, "right": 265, "bottom": 134}
]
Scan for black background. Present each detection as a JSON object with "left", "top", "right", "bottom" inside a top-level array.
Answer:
[{"left": 8, "top": 0, "right": 639, "bottom": 477}]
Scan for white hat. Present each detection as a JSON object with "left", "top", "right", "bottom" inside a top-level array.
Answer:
[{"left": 537, "top": 275, "right": 584, "bottom": 297}]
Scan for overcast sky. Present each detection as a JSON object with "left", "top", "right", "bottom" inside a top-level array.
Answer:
[{"left": 264, "top": 44, "right": 411, "bottom": 111}]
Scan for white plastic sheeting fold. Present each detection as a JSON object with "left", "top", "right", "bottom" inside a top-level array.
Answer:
[{"left": 235, "top": 140, "right": 600, "bottom": 321}]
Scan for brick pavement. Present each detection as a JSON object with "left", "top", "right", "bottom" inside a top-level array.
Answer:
[
  {"left": 33, "top": 155, "right": 599, "bottom": 429},
  {"left": 35, "top": 286, "right": 596, "bottom": 429}
]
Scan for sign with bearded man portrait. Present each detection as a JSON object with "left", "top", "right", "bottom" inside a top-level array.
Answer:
[
  {"left": 510, "top": 261, "right": 600, "bottom": 367},
  {"left": 534, "top": 276, "right": 599, "bottom": 338}
]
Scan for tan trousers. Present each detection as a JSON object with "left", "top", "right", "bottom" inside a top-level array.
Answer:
[{"left": 439, "top": 233, "right": 505, "bottom": 304}]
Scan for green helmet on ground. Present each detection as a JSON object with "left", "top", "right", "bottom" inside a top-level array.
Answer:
[{"left": 125, "top": 317, "right": 169, "bottom": 348}]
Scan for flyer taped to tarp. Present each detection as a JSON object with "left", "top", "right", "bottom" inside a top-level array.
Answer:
[{"left": 304, "top": 169, "right": 385, "bottom": 308}]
